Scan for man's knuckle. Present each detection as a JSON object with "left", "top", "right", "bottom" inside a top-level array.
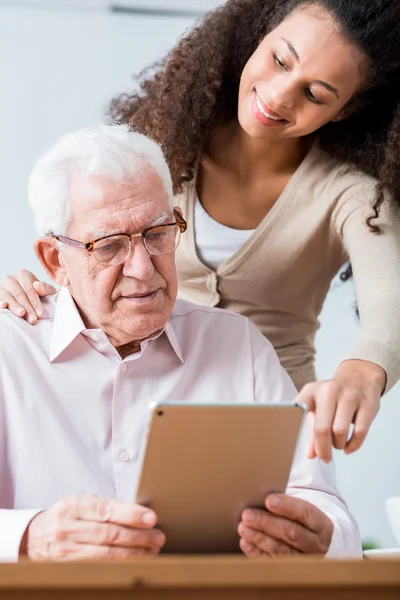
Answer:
[
  {"left": 102, "top": 525, "right": 120, "bottom": 546},
  {"left": 53, "top": 498, "right": 72, "bottom": 519},
  {"left": 287, "top": 522, "right": 301, "bottom": 543},
  {"left": 279, "top": 542, "right": 294, "bottom": 556},
  {"left": 99, "top": 544, "right": 114, "bottom": 559},
  {"left": 52, "top": 524, "right": 68, "bottom": 543},
  {"left": 97, "top": 498, "right": 113, "bottom": 522},
  {"left": 49, "top": 545, "right": 61, "bottom": 560},
  {"left": 249, "top": 529, "right": 265, "bottom": 547},
  {"left": 316, "top": 533, "right": 330, "bottom": 554}
]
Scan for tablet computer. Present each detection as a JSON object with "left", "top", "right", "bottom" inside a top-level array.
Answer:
[{"left": 135, "top": 401, "right": 306, "bottom": 554}]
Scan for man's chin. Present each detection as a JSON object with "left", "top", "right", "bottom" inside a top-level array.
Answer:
[{"left": 112, "top": 297, "right": 173, "bottom": 337}]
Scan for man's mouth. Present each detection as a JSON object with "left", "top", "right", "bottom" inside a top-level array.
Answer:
[
  {"left": 120, "top": 289, "right": 160, "bottom": 303},
  {"left": 123, "top": 291, "right": 157, "bottom": 298}
]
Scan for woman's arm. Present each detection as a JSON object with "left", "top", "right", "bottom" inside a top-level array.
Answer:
[{"left": 298, "top": 180, "right": 400, "bottom": 461}]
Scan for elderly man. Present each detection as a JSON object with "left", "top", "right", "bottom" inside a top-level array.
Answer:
[{"left": 0, "top": 124, "right": 361, "bottom": 562}]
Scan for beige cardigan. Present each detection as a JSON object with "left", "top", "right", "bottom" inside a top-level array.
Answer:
[{"left": 174, "top": 143, "right": 400, "bottom": 392}]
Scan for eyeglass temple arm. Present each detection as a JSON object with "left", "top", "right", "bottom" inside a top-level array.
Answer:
[
  {"left": 173, "top": 209, "right": 187, "bottom": 232},
  {"left": 50, "top": 234, "right": 94, "bottom": 251}
]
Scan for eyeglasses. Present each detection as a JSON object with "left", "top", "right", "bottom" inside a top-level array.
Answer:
[{"left": 50, "top": 209, "right": 187, "bottom": 267}]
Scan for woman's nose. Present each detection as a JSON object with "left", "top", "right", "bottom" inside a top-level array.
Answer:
[{"left": 269, "top": 76, "right": 295, "bottom": 109}]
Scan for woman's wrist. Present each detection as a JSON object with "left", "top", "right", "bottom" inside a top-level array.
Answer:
[{"left": 335, "top": 359, "right": 387, "bottom": 394}]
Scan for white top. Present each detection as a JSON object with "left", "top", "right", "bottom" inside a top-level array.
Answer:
[
  {"left": 194, "top": 196, "right": 255, "bottom": 270},
  {"left": 0, "top": 288, "right": 361, "bottom": 560}
]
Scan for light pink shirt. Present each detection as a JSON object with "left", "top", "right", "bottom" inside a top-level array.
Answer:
[{"left": 0, "top": 288, "right": 361, "bottom": 561}]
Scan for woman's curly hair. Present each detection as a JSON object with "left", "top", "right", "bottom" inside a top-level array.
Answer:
[{"left": 110, "top": 0, "right": 400, "bottom": 266}]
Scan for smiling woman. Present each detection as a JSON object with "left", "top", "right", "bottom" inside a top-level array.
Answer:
[{"left": 1, "top": 0, "right": 400, "bottom": 468}]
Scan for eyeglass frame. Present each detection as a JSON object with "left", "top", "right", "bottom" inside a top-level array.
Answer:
[{"left": 49, "top": 208, "right": 187, "bottom": 262}]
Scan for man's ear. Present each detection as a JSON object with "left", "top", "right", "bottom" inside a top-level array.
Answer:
[{"left": 34, "top": 237, "right": 69, "bottom": 287}]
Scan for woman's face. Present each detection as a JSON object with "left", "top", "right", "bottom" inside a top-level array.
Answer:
[{"left": 238, "top": 5, "right": 367, "bottom": 140}]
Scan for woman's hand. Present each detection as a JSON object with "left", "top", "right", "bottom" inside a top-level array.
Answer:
[
  {"left": 297, "top": 359, "right": 386, "bottom": 462},
  {"left": 0, "top": 270, "right": 56, "bottom": 323}
]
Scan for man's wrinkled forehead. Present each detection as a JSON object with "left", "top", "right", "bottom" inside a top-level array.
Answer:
[{"left": 67, "top": 169, "right": 171, "bottom": 236}]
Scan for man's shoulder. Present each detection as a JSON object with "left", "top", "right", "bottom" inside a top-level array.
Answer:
[
  {"left": 169, "top": 300, "right": 274, "bottom": 363},
  {"left": 170, "top": 299, "right": 266, "bottom": 343},
  {"left": 0, "top": 292, "right": 58, "bottom": 333},
  {"left": 171, "top": 299, "right": 249, "bottom": 325}
]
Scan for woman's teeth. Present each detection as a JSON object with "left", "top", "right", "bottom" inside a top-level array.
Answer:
[{"left": 255, "top": 93, "right": 285, "bottom": 122}]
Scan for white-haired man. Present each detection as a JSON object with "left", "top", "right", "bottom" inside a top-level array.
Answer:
[{"left": 0, "top": 125, "right": 361, "bottom": 562}]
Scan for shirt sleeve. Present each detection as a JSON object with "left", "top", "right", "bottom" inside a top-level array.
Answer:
[
  {"left": 252, "top": 332, "right": 362, "bottom": 558},
  {"left": 0, "top": 359, "right": 42, "bottom": 562},
  {"left": 0, "top": 510, "right": 42, "bottom": 562},
  {"left": 332, "top": 182, "right": 400, "bottom": 392}
]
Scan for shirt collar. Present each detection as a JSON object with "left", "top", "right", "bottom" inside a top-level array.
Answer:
[
  {"left": 49, "top": 287, "right": 86, "bottom": 362},
  {"left": 49, "top": 287, "right": 184, "bottom": 363}
]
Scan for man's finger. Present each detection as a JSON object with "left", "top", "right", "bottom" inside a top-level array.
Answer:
[
  {"left": 265, "top": 494, "right": 330, "bottom": 537},
  {"left": 70, "top": 520, "right": 166, "bottom": 549},
  {"left": 239, "top": 538, "right": 263, "bottom": 557},
  {"left": 238, "top": 524, "right": 299, "bottom": 556},
  {"left": 74, "top": 495, "right": 158, "bottom": 528},
  {"left": 240, "top": 509, "right": 320, "bottom": 554},
  {"left": 48, "top": 542, "right": 159, "bottom": 561},
  {"left": 345, "top": 402, "right": 378, "bottom": 454}
]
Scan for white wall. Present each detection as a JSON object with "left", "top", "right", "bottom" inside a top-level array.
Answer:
[{"left": 0, "top": 5, "right": 398, "bottom": 549}]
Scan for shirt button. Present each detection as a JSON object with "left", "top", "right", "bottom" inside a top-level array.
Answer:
[
  {"left": 120, "top": 363, "right": 127, "bottom": 372},
  {"left": 119, "top": 450, "right": 130, "bottom": 462}
]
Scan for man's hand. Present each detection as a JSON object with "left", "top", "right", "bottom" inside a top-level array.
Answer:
[
  {"left": 238, "top": 494, "right": 333, "bottom": 557},
  {"left": 22, "top": 495, "right": 166, "bottom": 561},
  {"left": 297, "top": 359, "right": 385, "bottom": 463}
]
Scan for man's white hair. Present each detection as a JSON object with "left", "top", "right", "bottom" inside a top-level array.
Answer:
[{"left": 28, "top": 123, "right": 174, "bottom": 235}]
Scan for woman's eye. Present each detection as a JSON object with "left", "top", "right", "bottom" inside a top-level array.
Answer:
[
  {"left": 273, "top": 54, "right": 288, "bottom": 71},
  {"left": 305, "top": 88, "right": 323, "bottom": 105}
]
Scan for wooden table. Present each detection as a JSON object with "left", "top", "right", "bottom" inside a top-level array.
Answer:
[{"left": 0, "top": 556, "right": 399, "bottom": 599}]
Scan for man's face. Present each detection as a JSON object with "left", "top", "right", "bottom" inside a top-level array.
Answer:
[{"left": 57, "top": 167, "right": 178, "bottom": 347}]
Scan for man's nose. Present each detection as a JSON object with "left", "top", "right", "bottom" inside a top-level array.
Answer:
[{"left": 121, "top": 239, "right": 155, "bottom": 280}]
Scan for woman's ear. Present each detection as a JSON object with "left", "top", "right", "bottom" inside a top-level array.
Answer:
[
  {"left": 331, "top": 103, "right": 355, "bottom": 123},
  {"left": 34, "top": 237, "right": 70, "bottom": 287},
  {"left": 331, "top": 94, "right": 370, "bottom": 123}
]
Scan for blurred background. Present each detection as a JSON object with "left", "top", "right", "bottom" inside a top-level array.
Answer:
[{"left": 0, "top": 0, "right": 398, "bottom": 549}]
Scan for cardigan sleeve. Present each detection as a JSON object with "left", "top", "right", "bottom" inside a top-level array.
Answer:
[{"left": 332, "top": 181, "right": 400, "bottom": 392}]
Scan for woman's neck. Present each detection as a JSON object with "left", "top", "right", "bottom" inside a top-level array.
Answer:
[{"left": 204, "top": 119, "right": 311, "bottom": 182}]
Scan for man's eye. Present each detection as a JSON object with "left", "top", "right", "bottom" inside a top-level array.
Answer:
[
  {"left": 148, "top": 231, "right": 166, "bottom": 241},
  {"left": 273, "top": 54, "right": 288, "bottom": 71}
]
